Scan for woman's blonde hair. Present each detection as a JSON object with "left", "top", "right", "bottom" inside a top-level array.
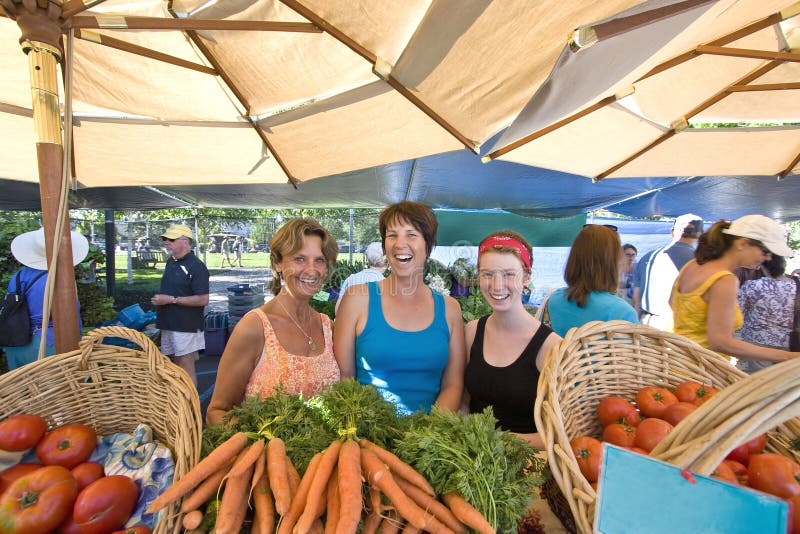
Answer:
[
  {"left": 269, "top": 218, "right": 338, "bottom": 295},
  {"left": 564, "top": 225, "right": 622, "bottom": 307}
]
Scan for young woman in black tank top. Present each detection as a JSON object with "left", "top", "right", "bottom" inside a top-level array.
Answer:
[{"left": 463, "top": 231, "right": 561, "bottom": 449}]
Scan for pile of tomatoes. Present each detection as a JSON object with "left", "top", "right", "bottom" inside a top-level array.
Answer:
[
  {"left": 0, "top": 413, "right": 147, "bottom": 534},
  {"left": 569, "top": 381, "right": 800, "bottom": 533}
]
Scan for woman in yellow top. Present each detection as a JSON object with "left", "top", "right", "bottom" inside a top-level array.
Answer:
[{"left": 671, "top": 214, "right": 800, "bottom": 365}]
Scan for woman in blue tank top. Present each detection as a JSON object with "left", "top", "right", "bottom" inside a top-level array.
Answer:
[{"left": 334, "top": 201, "right": 466, "bottom": 415}]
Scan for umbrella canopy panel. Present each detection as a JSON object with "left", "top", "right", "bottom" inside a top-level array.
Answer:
[{"left": 489, "top": 0, "right": 800, "bottom": 179}]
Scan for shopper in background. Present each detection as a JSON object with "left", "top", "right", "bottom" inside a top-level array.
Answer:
[
  {"left": 544, "top": 224, "right": 638, "bottom": 337},
  {"left": 206, "top": 218, "right": 340, "bottom": 425},
  {"left": 2, "top": 228, "right": 87, "bottom": 370},
  {"left": 334, "top": 201, "right": 466, "bottom": 415},
  {"left": 671, "top": 214, "right": 800, "bottom": 365},
  {"left": 737, "top": 254, "right": 797, "bottom": 373},
  {"left": 633, "top": 214, "right": 703, "bottom": 330},
  {"left": 151, "top": 224, "right": 209, "bottom": 387},
  {"left": 335, "top": 241, "right": 387, "bottom": 314},
  {"left": 618, "top": 243, "right": 637, "bottom": 305},
  {"left": 464, "top": 230, "right": 561, "bottom": 448}
]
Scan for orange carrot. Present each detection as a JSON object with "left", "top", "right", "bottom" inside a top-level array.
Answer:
[
  {"left": 179, "top": 457, "right": 234, "bottom": 513},
  {"left": 394, "top": 477, "right": 465, "bottom": 533},
  {"left": 369, "top": 485, "right": 382, "bottom": 515},
  {"left": 442, "top": 492, "right": 494, "bottom": 534},
  {"left": 379, "top": 510, "right": 402, "bottom": 534},
  {"left": 229, "top": 438, "right": 265, "bottom": 479},
  {"left": 252, "top": 466, "right": 276, "bottom": 534},
  {"left": 268, "top": 437, "right": 292, "bottom": 516},
  {"left": 309, "top": 519, "right": 324, "bottom": 534},
  {"left": 147, "top": 431, "right": 248, "bottom": 513},
  {"left": 288, "top": 457, "right": 301, "bottom": 498},
  {"left": 359, "top": 439, "right": 435, "bottom": 496},
  {"left": 215, "top": 462, "right": 255, "bottom": 534},
  {"left": 295, "top": 440, "right": 342, "bottom": 534},
  {"left": 360, "top": 448, "right": 429, "bottom": 531},
  {"left": 401, "top": 523, "right": 421, "bottom": 534},
  {"left": 362, "top": 511, "right": 382, "bottom": 534},
  {"left": 277, "top": 452, "right": 322, "bottom": 534},
  {"left": 251, "top": 447, "right": 266, "bottom": 495},
  {"left": 181, "top": 509, "right": 203, "bottom": 530},
  {"left": 324, "top": 467, "right": 340, "bottom": 534},
  {"left": 336, "top": 440, "right": 363, "bottom": 534}
]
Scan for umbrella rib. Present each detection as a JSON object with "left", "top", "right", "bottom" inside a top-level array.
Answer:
[
  {"left": 637, "top": 9, "right": 785, "bottom": 82},
  {"left": 62, "top": 0, "right": 107, "bottom": 19},
  {"left": 168, "top": 15, "right": 300, "bottom": 188},
  {"left": 696, "top": 45, "right": 800, "bottom": 63},
  {"left": 74, "top": 29, "right": 217, "bottom": 75},
  {"left": 69, "top": 16, "right": 321, "bottom": 33},
  {"left": 779, "top": 151, "right": 800, "bottom": 181},
  {"left": 729, "top": 82, "right": 800, "bottom": 92},
  {"left": 482, "top": 95, "right": 618, "bottom": 161},
  {"left": 596, "top": 61, "right": 782, "bottom": 180},
  {"left": 278, "top": 0, "right": 477, "bottom": 152}
]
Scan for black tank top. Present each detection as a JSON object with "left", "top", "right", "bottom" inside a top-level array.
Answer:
[{"left": 465, "top": 315, "right": 553, "bottom": 433}]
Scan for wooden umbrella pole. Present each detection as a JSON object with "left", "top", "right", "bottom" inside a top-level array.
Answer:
[{"left": 12, "top": 2, "right": 82, "bottom": 353}]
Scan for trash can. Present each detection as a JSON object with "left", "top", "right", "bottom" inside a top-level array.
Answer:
[
  {"left": 204, "top": 311, "right": 229, "bottom": 356},
  {"left": 227, "top": 284, "right": 264, "bottom": 332}
]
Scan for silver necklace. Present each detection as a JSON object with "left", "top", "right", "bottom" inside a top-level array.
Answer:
[{"left": 275, "top": 297, "right": 317, "bottom": 352}]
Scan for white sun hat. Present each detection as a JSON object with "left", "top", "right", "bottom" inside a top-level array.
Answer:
[
  {"left": 10, "top": 228, "right": 90, "bottom": 270},
  {"left": 722, "top": 214, "right": 793, "bottom": 258}
]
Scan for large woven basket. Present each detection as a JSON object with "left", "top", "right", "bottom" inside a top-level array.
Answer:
[
  {"left": 652, "top": 356, "right": 800, "bottom": 473},
  {"left": 534, "top": 320, "right": 746, "bottom": 534},
  {"left": 0, "top": 326, "right": 202, "bottom": 534}
]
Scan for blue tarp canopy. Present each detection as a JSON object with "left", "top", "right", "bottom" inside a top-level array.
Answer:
[{"left": 3, "top": 145, "right": 799, "bottom": 222}]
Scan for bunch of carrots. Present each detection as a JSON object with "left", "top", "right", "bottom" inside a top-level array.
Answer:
[{"left": 146, "top": 432, "right": 496, "bottom": 534}]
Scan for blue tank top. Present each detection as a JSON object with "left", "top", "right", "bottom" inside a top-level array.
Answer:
[{"left": 355, "top": 281, "right": 451, "bottom": 414}]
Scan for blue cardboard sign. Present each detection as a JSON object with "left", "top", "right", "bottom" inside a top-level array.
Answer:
[{"left": 595, "top": 445, "right": 788, "bottom": 534}]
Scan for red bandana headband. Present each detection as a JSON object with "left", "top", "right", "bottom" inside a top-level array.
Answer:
[{"left": 478, "top": 236, "right": 532, "bottom": 270}]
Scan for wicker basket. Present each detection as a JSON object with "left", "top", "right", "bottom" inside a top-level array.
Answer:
[
  {"left": 652, "top": 356, "right": 800, "bottom": 473},
  {"left": 0, "top": 326, "right": 202, "bottom": 534},
  {"left": 534, "top": 320, "right": 746, "bottom": 534}
]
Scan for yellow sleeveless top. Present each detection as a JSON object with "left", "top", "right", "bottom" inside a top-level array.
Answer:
[{"left": 671, "top": 269, "right": 743, "bottom": 352}]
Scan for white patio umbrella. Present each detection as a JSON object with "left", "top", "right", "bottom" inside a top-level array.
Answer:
[
  {"left": 486, "top": 0, "right": 800, "bottom": 181},
  {"left": 1, "top": 0, "right": 648, "bottom": 350}
]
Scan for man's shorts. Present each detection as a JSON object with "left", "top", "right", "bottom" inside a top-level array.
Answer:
[{"left": 160, "top": 330, "right": 204, "bottom": 358}]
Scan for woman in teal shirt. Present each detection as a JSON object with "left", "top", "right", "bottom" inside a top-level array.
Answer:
[
  {"left": 334, "top": 201, "right": 466, "bottom": 414},
  {"left": 546, "top": 224, "right": 638, "bottom": 337}
]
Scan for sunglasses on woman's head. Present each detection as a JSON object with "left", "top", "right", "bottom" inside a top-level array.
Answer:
[{"left": 583, "top": 223, "right": 618, "bottom": 232}]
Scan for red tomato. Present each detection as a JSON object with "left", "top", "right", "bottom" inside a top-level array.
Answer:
[
  {"left": 624, "top": 446, "right": 649, "bottom": 455},
  {"left": 0, "top": 414, "right": 48, "bottom": 451},
  {"left": 112, "top": 527, "right": 152, "bottom": 534},
  {"left": 636, "top": 386, "right": 678, "bottom": 418},
  {"left": 0, "top": 463, "right": 40, "bottom": 494},
  {"left": 570, "top": 436, "right": 603, "bottom": 483},
  {"left": 71, "top": 462, "right": 105, "bottom": 492},
  {"left": 711, "top": 461, "right": 739, "bottom": 485},
  {"left": 596, "top": 396, "right": 640, "bottom": 427},
  {"left": 72, "top": 475, "right": 139, "bottom": 534},
  {"left": 722, "top": 460, "right": 748, "bottom": 486},
  {"left": 602, "top": 423, "right": 637, "bottom": 448},
  {"left": 663, "top": 401, "right": 697, "bottom": 426},
  {"left": 0, "top": 465, "right": 78, "bottom": 534},
  {"left": 726, "top": 434, "right": 768, "bottom": 465},
  {"left": 633, "top": 418, "right": 674, "bottom": 452},
  {"left": 36, "top": 424, "right": 97, "bottom": 469},
  {"left": 748, "top": 453, "right": 800, "bottom": 498}
]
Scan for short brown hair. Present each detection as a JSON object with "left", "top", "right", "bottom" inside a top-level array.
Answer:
[
  {"left": 378, "top": 201, "right": 437, "bottom": 257},
  {"left": 269, "top": 218, "right": 338, "bottom": 295},
  {"left": 694, "top": 220, "right": 737, "bottom": 265},
  {"left": 478, "top": 230, "right": 533, "bottom": 271},
  {"left": 564, "top": 225, "right": 622, "bottom": 307}
]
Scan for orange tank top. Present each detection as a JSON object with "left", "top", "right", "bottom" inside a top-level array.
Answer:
[{"left": 244, "top": 308, "right": 340, "bottom": 399}]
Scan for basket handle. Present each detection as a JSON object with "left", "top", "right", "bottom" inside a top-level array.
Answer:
[{"left": 79, "top": 326, "right": 163, "bottom": 372}]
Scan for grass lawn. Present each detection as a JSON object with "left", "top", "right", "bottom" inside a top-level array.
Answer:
[{"left": 113, "top": 251, "right": 365, "bottom": 271}]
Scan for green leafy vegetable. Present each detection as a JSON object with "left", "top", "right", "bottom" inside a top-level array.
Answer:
[
  {"left": 308, "top": 379, "right": 402, "bottom": 448},
  {"left": 394, "top": 407, "right": 544, "bottom": 533}
]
